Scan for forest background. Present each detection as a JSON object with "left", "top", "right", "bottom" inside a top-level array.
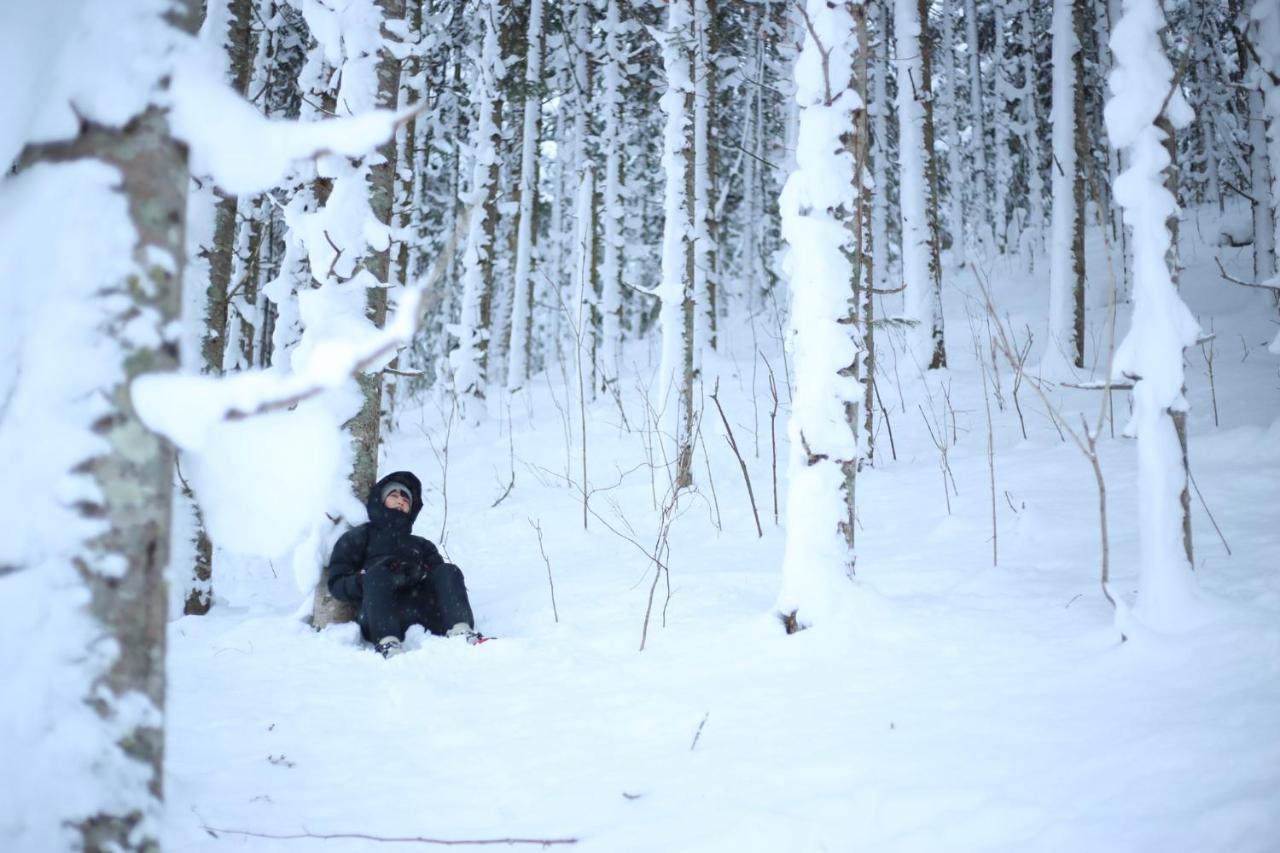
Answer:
[{"left": 2, "top": 0, "right": 1279, "bottom": 849}]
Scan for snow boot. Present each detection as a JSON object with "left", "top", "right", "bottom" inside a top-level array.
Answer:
[
  {"left": 446, "top": 622, "right": 490, "bottom": 645},
  {"left": 375, "top": 636, "right": 404, "bottom": 658}
]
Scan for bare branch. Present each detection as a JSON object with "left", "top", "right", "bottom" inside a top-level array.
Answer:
[{"left": 1215, "top": 257, "right": 1280, "bottom": 291}]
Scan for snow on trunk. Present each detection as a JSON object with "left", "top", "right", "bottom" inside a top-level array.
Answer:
[
  {"left": 894, "top": 0, "right": 937, "bottom": 366},
  {"left": 939, "top": 2, "right": 968, "bottom": 268},
  {"left": 452, "top": 0, "right": 503, "bottom": 422},
  {"left": 507, "top": 0, "right": 544, "bottom": 391},
  {"left": 1046, "top": 0, "right": 1081, "bottom": 377},
  {"left": 1250, "top": 0, "right": 1280, "bottom": 353},
  {"left": 1017, "top": 2, "right": 1046, "bottom": 265},
  {"left": 1105, "top": 0, "right": 1201, "bottom": 631},
  {"left": 658, "top": 0, "right": 697, "bottom": 488},
  {"left": 777, "top": 0, "right": 866, "bottom": 629},
  {"left": 870, "top": 1, "right": 891, "bottom": 293},
  {"left": 964, "top": 0, "right": 990, "bottom": 245},
  {"left": 573, "top": 165, "right": 598, "bottom": 399},
  {"left": 598, "top": 0, "right": 625, "bottom": 390},
  {"left": 992, "top": 4, "right": 1012, "bottom": 251},
  {"left": 693, "top": 0, "right": 716, "bottom": 367}
]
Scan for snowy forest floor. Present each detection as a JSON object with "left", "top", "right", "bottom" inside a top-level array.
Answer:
[{"left": 166, "top": 205, "right": 1280, "bottom": 852}]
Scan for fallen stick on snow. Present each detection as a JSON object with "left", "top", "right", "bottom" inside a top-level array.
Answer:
[{"left": 201, "top": 825, "right": 579, "bottom": 846}]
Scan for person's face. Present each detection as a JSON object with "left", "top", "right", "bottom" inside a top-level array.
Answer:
[{"left": 384, "top": 489, "right": 411, "bottom": 513}]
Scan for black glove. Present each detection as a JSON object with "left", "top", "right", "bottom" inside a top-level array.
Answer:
[{"left": 391, "top": 560, "right": 430, "bottom": 590}]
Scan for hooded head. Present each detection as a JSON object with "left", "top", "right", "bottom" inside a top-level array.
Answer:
[{"left": 366, "top": 471, "right": 424, "bottom": 528}]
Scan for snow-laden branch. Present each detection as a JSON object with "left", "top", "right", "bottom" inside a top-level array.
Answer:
[
  {"left": 169, "top": 53, "right": 423, "bottom": 196},
  {"left": 133, "top": 208, "right": 469, "bottom": 448}
]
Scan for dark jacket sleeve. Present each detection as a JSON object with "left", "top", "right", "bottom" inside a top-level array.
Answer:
[
  {"left": 420, "top": 537, "right": 446, "bottom": 569},
  {"left": 327, "top": 526, "right": 368, "bottom": 602}
]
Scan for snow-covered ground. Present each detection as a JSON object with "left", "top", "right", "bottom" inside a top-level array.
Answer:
[{"left": 165, "top": 205, "right": 1280, "bottom": 851}]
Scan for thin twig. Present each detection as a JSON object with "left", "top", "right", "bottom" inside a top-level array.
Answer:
[
  {"left": 529, "top": 518, "right": 560, "bottom": 622},
  {"left": 201, "top": 825, "right": 577, "bottom": 846},
  {"left": 1215, "top": 257, "right": 1280, "bottom": 290},
  {"left": 710, "top": 379, "right": 764, "bottom": 538},
  {"left": 690, "top": 713, "right": 710, "bottom": 751},
  {"left": 1187, "top": 466, "right": 1231, "bottom": 556}
]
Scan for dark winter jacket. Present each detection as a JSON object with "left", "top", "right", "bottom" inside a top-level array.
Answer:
[{"left": 327, "top": 471, "right": 446, "bottom": 602}]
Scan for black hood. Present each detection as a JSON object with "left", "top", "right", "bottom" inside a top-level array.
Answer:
[{"left": 366, "top": 470, "right": 424, "bottom": 527}]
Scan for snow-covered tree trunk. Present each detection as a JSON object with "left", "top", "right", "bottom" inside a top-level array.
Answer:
[
  {"left": 222, "top": 9, "right": 275, "bottom": 373},
  {"left": 1252, "top": 0, "right": 1280, "bottom": 308},
  {"left": 659, "top": 0, "right": 698, "bottom": 490},
  {"left": 200, "top": 0, "right": 254, "bottom": 382},
  {"left": 964, "top": 0, "right": 991, "bottom": 244},
  {"left": 598, "top": 0, "right": 625, "bottom": 391},
  {"left": 311, "top": 0, "right": 405, "bottom": 630},
  {"left": 9, "top": 3, "right": 199, "bottom": 845},
  {"left": 1248, "top": 89, "right": 1276, "bottom": 282},
  {"left": 389, "top": 0, "right": 424, "bottom": 293},
  {"left": 939, "top": 2, "right": 968, "bottom": 267},
  {"left": 507, "top": 0, "right": 544, "bottom": 391},
  {"left": 870, "top": 1, "right": 892, "bottom": 294},
  {"left": 992, "top": 3, "right": 1012, "bottom": 252},
  {"left": 1047, "top": 0, "right": 1085, "bottom": 374},
  {"left": 350, "top": 0, "right": 403, "bottom": 473},
  {"left": 777, "top": 0, "right": 867, "bottom": 631},
  {"left": 1105, "top": 0, "right": 1201, "bottom": 630},
  {"left": 1017, "top": 2, "right": 1046, "bottom": 264},
  {"left": 693, "top": 0, "right": 717, "bottom": 364},
  {"left": 573, "top": 166, "right": 598, "bottom": 405},
  {"left": 183, "top": 0, "right": 257, "bottom": 616},
  {"left": 896, "top": 0, "right": 946, "bottom": 369},
  {"left": 452, "top": 0, "right": 504, "bottom": 423}
]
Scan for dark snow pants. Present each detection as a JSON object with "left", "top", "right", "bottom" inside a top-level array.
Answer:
[{"left": 358, "top": 560, "right": 475, "bottom": 642}]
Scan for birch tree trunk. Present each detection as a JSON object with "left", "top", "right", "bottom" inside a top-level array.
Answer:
[
  {"left": 452, "top": 0, "right": 504, "bottom": 423},
  {"left": 1248, "top": 86, "right": 1276, "bottom": 281},
  {"left": 598, "top": 0, "right": 625, "bottom": 391},
  {"left": 14, "top": 4, "right": 198, "bottom": 846},
  {"left": 185, "top": 0, "right": 257, "bottom": 616},
  {"left": 992, "top": 4, "right": 1012, "bottom": 251},
  {"left": 693, "top": 0, "right": 718, "bottom": 362},
  {"left": 507, "top": 0, "right": 545, "bottom": 391},
  {"left": 1048, "top": 0, "right": 1084, "bottom": 374},
  {"left": 870, "top": 1, "right": 891, "bottom": 294},
  {"left": 964, "top": 0, "right": 991, "bottom": 244},
  {"left": 659, "top": 0, "right": 697, "bottom": 490},
  {"left": 939, "top": 2, "right": 968, "bottom": 267},
  {"left": 896, "top": 0, "right": 946, "bottom": 369},
  {"left": 1018, "top": 3, "right": 1046, "bottom": 264}
]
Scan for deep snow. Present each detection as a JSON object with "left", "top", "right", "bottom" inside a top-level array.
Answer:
[{"left": 162, "top": 201, "right": 1280, "bottom": 852}]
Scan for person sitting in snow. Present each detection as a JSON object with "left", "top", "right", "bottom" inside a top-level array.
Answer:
[{"left": 326, "top": 471, "right": 481, "bottom": 657}]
